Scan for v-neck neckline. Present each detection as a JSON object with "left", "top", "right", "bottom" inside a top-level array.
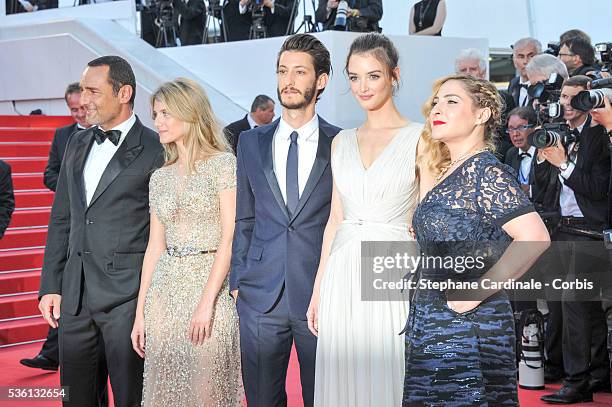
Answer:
[{"left": 355, "top": 125, "right": 409, "bottom": 172}]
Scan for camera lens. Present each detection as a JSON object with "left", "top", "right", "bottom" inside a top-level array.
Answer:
[{"left": 529, "top": 129, "right": 559, "bottom": 149}]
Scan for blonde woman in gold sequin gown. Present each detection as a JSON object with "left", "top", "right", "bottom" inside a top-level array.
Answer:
[{"left": 131, "top": 78, "right": 243, "bottom": 406}]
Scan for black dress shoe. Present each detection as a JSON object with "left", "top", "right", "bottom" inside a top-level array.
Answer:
[
  {"left": 19, "top": 354, "right": 58, "bottom": 371},
  {"left": 589, "top": 379, "right": 611, "bottom": 393},
  {"left": 541, "top": 383, "right": 593, "bottom": 404}
]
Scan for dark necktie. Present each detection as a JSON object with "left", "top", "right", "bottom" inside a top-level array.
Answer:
[
  {"left": 519, "top": 151, "right": 531, "bottom": 159},
  {"left": 93, "top": 127, "right": 121, "bottom": 146},
  {"left": 286, "top": 131, "right": 299, "bottom": 216}
]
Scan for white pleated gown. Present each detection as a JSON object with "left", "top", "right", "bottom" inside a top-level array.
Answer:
[{"left": 314, "top": 124, "right": 422, "bottom": 407}]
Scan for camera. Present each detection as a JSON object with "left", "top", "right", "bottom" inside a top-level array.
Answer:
[
  {"left": 528, "top": 72, "right": 565, "bottom": 123},
  {"left": 528, "top": 122, "right": 576, "bottom": 149},
  {"left": 595, "top": 42, "right": 612, "bottom": 71},
  {"left": 571, "top": 78, "right": 612, "bottom": 111},
  {"left": 333, "top": 0, "right": 349, "bottom": 30},
  {"left": 544, "top": 41, "right": 560, "bottom": 57}
]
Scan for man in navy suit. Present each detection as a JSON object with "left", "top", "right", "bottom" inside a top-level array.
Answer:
[{"left": 230, "top": 33, "right": 341, "bottom": 407}]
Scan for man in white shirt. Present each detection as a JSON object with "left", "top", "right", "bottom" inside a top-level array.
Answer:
[
  {"left": 230, "top": 34, "right": 341, "bottom": 407},
  {"left": 508, "top": 37, "right": 542, "bottom": 108},
  {"left": 38, "top": 56, "right": 163, "bottom": 407},
  {"left": 504, "top": 106, "right": 537, "bottom": 198}
]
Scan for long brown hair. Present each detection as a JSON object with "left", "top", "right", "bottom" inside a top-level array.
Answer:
[
  {"left": 417, "top": 74, "right": 503, "bottom": 176},
  {"left": 151, "top": 78, "right": 231, "bottom": 173}
]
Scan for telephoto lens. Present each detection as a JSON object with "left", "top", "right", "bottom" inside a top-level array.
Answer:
[
  {"left": 571, "top": 88, "right": 612, "bottom": 111},
  {"left": 334, "top": 1, "right": 348, "bottom": 30}
]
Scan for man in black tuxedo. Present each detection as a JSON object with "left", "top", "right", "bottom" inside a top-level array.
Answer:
[
  {"left": 540, "top": 75, "right": 611, "bottom": 404},
  {"left": 508, "top": 37, "right": 541, "bottom": 108},
  {"left": 224, "top": 94, "right": 275, "bottom": 152},
  {"left": 0, "top": 160, "right": 15, "bottom": 239},
  {"left": 504, "top": 106, "right": 538, "bottom": 198},
  {"left": 228, "top": 0, "right": 296, "bottom": 39},
  {"left": 38, "top": 56, "right": 163, "bottom": 407},
  {"left": 21, "top": 82, "right": 94, "bottom": 375},
  {"left": 172, "top": 0, "right": 206, "bottom": 45}
]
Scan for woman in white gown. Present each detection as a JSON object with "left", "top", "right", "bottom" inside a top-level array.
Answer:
[{"left": 307, "top": 33, "right": 423, "bottom": 406}]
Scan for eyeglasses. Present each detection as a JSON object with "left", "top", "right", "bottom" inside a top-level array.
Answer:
[
  {"left": 558, "top": 52, "right": 575, "bottom": 57},
  {"left": 506, "top": 125, "right": 534, "bottom": 134}
]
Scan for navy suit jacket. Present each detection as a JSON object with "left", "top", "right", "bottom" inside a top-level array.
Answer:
[{"left": 230, "top": 116, "right": 341, "bottom": 319}]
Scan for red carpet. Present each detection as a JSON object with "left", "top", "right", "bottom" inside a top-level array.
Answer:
[{"left": 1, "top": 115, "right": 610, "bottom": 406}]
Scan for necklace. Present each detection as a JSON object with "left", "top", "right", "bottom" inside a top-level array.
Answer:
[
  {"left": 435, "top": 147, "right": 489, "bottom": 185},
  {"left": 417, "top": 0, "right": 432, "bottom": 30}
]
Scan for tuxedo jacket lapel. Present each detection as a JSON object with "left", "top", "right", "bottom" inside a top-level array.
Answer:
[
  {"left": 87, "top": 119, "right": 144, "bottom": 208},
  {"left": 73, "top": 130, "right": 95, "bottom": 208},
  {"left": 259, "top": 120, "right": 290, "bottom": 220}
]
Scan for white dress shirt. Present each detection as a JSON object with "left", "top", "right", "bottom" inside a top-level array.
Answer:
[
  {"left": 559, "top": 117, "right": 587, "bottom": 217},
  {"left": 518, "top": 145, "right": 535, "bottom": 198},
  {"left": 246, "top": 113, "right": 257, "bottom": 129},
  {"left": 519, "top": 79, "right": 530, "bottom": 107},
  {"left": 273, "top": 114, "right": 319, "bottom": 204},
  {"left": 83, "top": 113, "right": 136, "bottom": 205}
]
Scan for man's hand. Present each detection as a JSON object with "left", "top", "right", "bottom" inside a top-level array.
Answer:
[
  {"left": 540, "top": 140, "right": 568, "bottom": 168},
  {"left": 591, "top": 96, "right": 612, "bottom": 131},
  {"left": 39, "top": 294, "right": 61, "bottom": 328},
  {"left": 263, "top": 0, "right": 273, "bottom": 8}
]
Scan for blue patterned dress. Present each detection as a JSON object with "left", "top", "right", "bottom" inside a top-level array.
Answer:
[{"left": 403, "top": 152, "right": 534, "bottom": 406}]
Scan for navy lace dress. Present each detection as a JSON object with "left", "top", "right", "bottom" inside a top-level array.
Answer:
[{"left": 403, "top": 152, "right": 534, "bottom": 406}]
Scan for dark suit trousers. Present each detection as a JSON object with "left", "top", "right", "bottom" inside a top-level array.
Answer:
[
  {"left": 39, "top": 327, "right": 59, "bottom": 362},
  {"left": 553, "top": 230, "right": 610, "bottom": 383},
  {"left": 59, "top": 287, "right": 143, "bottom": 407},
  {"left": 237, "top": 288, "right": 317, "bottom": 407}
]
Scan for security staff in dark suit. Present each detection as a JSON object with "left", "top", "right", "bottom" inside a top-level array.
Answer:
[
  {"left": 38, "top": 56, "right": 163, "bottom": 407},
  {"left": 0, "top": 160, "right": 14, "bottom": 239},
  {"left": 43, "top": 83, "right": 91, "bottom": 192},
  {"left": 539, "top": 76, "right": 611, "bottom": 404},
  {"left": 315, "top": 0, "right": 382, "bottom": 32},
  {"left": 508, "top": 37, "right": 542, "bottom": 108},
  {"left": 224, "top": 94, "right": 275, "bottom": 152},
  {"left": 173, "top": 0, "right": 206, "bottom": 45}
]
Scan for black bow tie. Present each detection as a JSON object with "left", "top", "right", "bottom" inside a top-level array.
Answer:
[
  {"left": 571, "top": 128, "right": 581, "bottom": 138},
  {"left": 519, "top": 83, "right": 529, "bottom": 89},
  {"left": 519, "top": 151, "right": 532, "bottom": 159},
  {"left": 93, "top": 128, "right": 121, "bottom": 146}
]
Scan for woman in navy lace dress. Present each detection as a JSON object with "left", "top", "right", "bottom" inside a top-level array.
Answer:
[{"left": 403, "top": 75, "right": 550, "bottom": 406}]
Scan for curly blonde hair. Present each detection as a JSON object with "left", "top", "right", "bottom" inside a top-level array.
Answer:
[{"left": 417, "top": 74, "right": 504, "bottom": 177}]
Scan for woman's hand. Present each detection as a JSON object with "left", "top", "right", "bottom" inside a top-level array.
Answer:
[
  {"left": 131, "top": 314, "right": 146, "bottom": 358},
  {"left": 447, "top": 300, "right": 481, "bottom": 314},
  {"left": 306, "top": 290, "right": 321, "bottom": 337},
  {"left": 188, "top": 299, "right": 215, "bottom": 346}
]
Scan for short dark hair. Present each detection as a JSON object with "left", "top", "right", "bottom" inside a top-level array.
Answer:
[
  {"left": 559, "top": 29, "right": 591, "bottom": 44},
  {"left": 87, "top": 55, "right": 136, "bottom": 107},
  {"left": 64, "top": 82, "right": 81, "bottom": 102},
  {"left": 277, "top": 34, "right": 331, "bottom": 100},
  {"left": 561, "top": 37, "right": 595, "bottom": 67},
  {"left": 507, "top": 106, "right": 537, "bottom": 126},
  {"left": 562, "top": 74, "right": 591, "bottom": 90},
  {"left": 345, "top": 33, "right": 400, "bottom": 85},
  {"left": 250, "top": 95, "right": 274, "bottom": 112}
]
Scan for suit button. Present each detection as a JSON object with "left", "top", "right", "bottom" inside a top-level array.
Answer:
[
  {"left": 83, "top": 251, "right": 91, "bottom": 254},
  {"left": 288, "top": 226, "right": 295, "bottom": 232},
  {"left": 86, "top": 219, "right": 94, "bottom": 225}
]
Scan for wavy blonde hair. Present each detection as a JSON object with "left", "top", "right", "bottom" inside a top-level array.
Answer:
[
  {"left": 151, "top": 78, "right": 231, "bottom": 173},
  {"left": 417, "top": 74, "right": 503, "bottom": 177}
]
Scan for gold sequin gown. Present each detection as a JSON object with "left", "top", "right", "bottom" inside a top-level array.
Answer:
[{"left": 142, "top": 153, "right": 243, "bottom": 406}]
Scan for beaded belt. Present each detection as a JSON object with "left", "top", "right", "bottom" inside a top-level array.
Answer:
[{"left": 166, "top": 246, "right": 217, "bottom": 257}]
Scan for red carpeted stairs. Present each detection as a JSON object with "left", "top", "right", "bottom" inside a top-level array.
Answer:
[{"left": 0, "top": 115, "right": 73, "bottom": 348}]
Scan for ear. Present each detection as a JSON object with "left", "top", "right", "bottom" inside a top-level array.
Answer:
[
  {"left": 316, "top": 73, "right": 329, "bottom": 92},
  {"left": 392, "top": 66, "right": 400, "bottom": 82},
  {"left": 118, "top": 84, "right": 134, "bottom": 105},
  {"left": 476, "top": 107, "right": 491, "bottom": 125}
]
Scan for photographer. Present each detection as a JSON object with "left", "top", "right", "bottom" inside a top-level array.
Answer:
[
  {"left": 173, "top": 0, "right": 206, "bottom": 45},
  {"left": 559, "top": 37, "right": 598, "bottom": 77},
  {"left": 237, "top": 0, "right": 296, "bottom": 37},
  {"left": 535, "top": 75, "right": 611, "bottom": 404},
  {"left": 315, "top": 0, "right": 382, "bottom": 32}
]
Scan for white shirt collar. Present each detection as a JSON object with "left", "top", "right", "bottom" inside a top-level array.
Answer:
[
  {"left": 518, "top": 145, "right": 536, "bottom": 155},
  {"left": 98, "top": 113, "right": 136, "bottom": 144},
  {"left": 277, "top": 114, "right": 318, "bottom": 141},
  {"left": 572, "top": 116, "right": 589, "bottom": 133},
  {"left": 247, "top": 113, "right": 258, "bottom": 129}
]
